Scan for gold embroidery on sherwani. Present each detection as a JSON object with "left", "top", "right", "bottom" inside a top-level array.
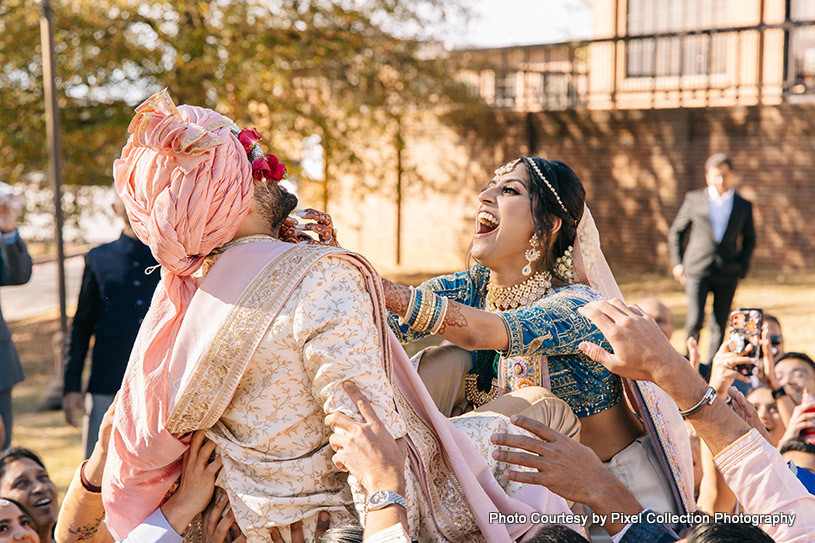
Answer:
[
  {"left": 166, "top": 244, "right": 346, "bottom": 435},
  {"left": 353, "top": 255, "right": 481, "bottom": 542},
  {"left": 167, "top": 243, "right": 491, "bottom": 542}
]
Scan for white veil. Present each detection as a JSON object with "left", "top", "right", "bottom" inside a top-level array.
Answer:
[{"left": 572, "top": 204, "right": 697, "bottom": 517}]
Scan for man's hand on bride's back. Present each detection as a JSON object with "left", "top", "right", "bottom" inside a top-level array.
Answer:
[{"left": 325, "top": 381, "right": 407, "bottom": 496}]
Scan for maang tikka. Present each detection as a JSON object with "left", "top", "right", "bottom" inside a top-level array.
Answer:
[{"left": 522, "top": 233, "right": 541, "bottom": 276}]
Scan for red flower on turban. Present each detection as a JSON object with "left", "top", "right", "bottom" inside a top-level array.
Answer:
[
  {"left": 237, "top": 128, "right": 261, "bottom": 153},
  {"left": 251, "top": 154, "right": 287, "bottom": 181}
]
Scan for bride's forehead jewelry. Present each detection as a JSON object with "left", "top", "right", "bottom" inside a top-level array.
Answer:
[
  {"left": 493, "top": 158, "right": 522, "bottom": 177},
  {"left": 523, "top": 157, "right": 571, "bottom": 218}
]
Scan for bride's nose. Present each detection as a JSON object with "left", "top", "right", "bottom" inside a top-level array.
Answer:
[{"left": 478, "top": 185, "right": 497, "bottom": 205}]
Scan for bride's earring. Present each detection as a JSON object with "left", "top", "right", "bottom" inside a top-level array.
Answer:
[
  {"left": 555, "top": 245, "right": 575, "bottom": 283},
  {"left": 522, "top": 234, "right": 541, "bottom": 276}
]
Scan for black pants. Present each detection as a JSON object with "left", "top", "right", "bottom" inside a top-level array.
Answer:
[{"left": 684, "top": 273, "right": 739, "bottom": 361}]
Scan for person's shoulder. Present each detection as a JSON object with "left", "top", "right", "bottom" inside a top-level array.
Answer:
[
  {"left": 734, "top": 191, "right": 753, "bottom": 207},
  {"left": 307, "top": 251, "right": 369, "bottom": 282},
  {"left": 686, "top": 187, "right": 707, "bottom": 199},
  {"left": 85, "top": 239, "right": 122, "bottom": 263}
]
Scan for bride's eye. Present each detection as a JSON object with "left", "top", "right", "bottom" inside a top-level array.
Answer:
[{"left": 502, "top": 187, "right": 519, "bottom": 195}]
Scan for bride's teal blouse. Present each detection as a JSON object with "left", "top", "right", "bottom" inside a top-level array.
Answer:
[{"left": 387, "top": 264, "right": 623, "bottom": 418}]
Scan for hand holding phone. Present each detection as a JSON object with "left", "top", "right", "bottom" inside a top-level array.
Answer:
[{"left": 726, "top": 308, "right": 763, "bottom": 377}]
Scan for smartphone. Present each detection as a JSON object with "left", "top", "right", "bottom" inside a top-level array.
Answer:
[{"left": 726, "top": 308, "right": 763, "bottom": 376}]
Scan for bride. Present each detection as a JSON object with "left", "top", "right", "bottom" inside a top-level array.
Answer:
[{"left": 383, "top": 156, "right": 695, "bottom": 538}]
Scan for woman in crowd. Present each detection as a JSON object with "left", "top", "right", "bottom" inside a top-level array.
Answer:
[
  {"left": 0, "top": 449, "right": 57, "bottom": 543},
  {"left": 0, "top": 497, "right": 39, "bottom": 543},
  {"left": 383, "top": 156, "right": 693, "bottom": 535}
]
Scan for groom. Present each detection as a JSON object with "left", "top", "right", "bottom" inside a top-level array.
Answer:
[{"left": 102, "top": 91, "right": 574, "bottom": 543}]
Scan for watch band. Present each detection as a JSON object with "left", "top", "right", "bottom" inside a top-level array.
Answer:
[
  {"left": 772, "top": 386, "right": 787, "bottom": 400},
  {"left": 366, "top": 489, "right": 407, "bottom": 513}
]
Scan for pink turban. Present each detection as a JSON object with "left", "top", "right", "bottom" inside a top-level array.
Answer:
[{"left": 103, "top": 90, "right": 254, "bottom": 538}]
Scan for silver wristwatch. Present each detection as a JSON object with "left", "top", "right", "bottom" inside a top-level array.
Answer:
[{"left": 366, "top": 489, "right": 407, "bottom": 512}]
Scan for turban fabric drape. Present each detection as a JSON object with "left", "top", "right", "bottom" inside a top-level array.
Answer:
[{"left": 102, "top": 90, "right": 254, "bottom": 538}]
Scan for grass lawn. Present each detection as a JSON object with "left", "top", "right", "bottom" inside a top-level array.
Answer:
[{"left": 9, "top": 269, "right": 814, "bottom": 501}]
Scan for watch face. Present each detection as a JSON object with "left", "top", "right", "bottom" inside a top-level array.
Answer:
[{"left": 369, "top": 490, "right": 387, "bottom": 506}]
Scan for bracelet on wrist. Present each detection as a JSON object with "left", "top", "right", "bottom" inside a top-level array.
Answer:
[
  {"left": 679, "top": 386, "right": 717, "bottom": 419},
  {"left": 80, "top": 460, "right": 102, "bottom": 493},
  {"left": 400, "top": 287, "right": 449, "bottom": 334},
  {"left": 772, "top": 386, "right": 787, "bottom": 400}
]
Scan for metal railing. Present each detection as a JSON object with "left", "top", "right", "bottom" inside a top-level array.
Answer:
[{"left": 457, "top": 19, "right": 815, "bottom": 111}]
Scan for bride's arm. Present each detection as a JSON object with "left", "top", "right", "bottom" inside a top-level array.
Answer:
[{"left": 383, "top": 279, "right": 509, "bottom": 351}]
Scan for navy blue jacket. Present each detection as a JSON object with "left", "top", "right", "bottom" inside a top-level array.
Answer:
[
  {"left": 62, "top": 233, "right": 160, "bottom": 395},
  {"left": 0, "top": 231, "right": 33, "bottom": 391}
]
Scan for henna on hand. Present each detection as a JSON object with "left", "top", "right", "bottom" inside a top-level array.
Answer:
[
  {"left": 278, "top": 217, "right": 299, "bottom": 243},
  {"left": 383, "top": 279, "right": 410, "bottom": 318},
  {"left": 437, "top": 301, "right": 468, "bottom": 335}
]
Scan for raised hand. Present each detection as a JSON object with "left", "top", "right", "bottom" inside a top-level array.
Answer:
[
  {"left": 202, "top": 491, "right": 243, "bottom": 543},
  {"left": 728, "top": 387, "right": 773, "bottom": 443},
  {"left": 293, "top": 209, "right": 339, "bottom": 246},
  {"left": 161, "top": 431, "right": 223, "bottom": 534},
  {"left": 577, "top": 299, "right": 684, "bottom": 384},
  {"left": 269, "top": 513, "right": 330, "bottom": 543},
  {"left": 779, "top": 401, "right": 815, "bottom": 446},
  {"left": 324, "top": 381, "right": 406, "bottom": 496},
  {"left": 278, "top": 217, "right": 300, "bottom": 244},
  {"left": 709, "top": 341, "right": 754, "bottom": 397}
]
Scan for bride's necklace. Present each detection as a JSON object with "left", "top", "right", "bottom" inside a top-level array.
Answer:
[{"left": 486, "top": 271, "right": 553, "bottom": 311}]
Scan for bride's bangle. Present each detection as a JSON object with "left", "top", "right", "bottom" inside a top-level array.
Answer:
[{"left": 400, "top": 287, "right": 448, "bottom": 334}]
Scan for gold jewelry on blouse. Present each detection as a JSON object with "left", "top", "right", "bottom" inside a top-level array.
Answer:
[{"left": 486, "top": 271, "right": 552, "bottom": 311}]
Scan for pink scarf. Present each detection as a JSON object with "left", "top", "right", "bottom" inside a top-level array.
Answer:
[
  {"left": 102, "top": 90, "right": 253, "bottom": 539},
  {"left": 106, "top": 238, "right": 573, "bottom": 541}
]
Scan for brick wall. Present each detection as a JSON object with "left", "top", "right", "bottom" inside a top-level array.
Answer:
[{"left": 323, "top": 104, "right": 815, "bottom": 275}]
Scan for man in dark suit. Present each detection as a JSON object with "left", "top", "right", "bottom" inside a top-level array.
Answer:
[
  {"left": 0, "top": 198, "right": 33, "bottom": 449},
  {"left": 62, "top": 192, "right": 160, "bottom": 458},
  {"left": 669, "top": 153, "right": 756, "bottom": 362}
]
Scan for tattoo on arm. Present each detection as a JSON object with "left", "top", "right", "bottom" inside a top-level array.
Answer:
[
  {"left": 384, "top": 280, "right": 411, "bottom": 318},
  {"left": 437, "top": 301, "right": 469, "bottom": 336},
  {"left": 67, "top": 516, "right": 104, "bottom": 541}
]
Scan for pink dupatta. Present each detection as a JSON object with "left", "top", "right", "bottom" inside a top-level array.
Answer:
[{"left": 105, "top": 240, "right": 572, "bottom": 541}]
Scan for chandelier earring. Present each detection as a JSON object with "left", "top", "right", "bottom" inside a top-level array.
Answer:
[
  {"left": 554, "top": 245, "right": 575, "bottom": 283},
  {"left": 522, "top": 233, "right": 541, "bottom": 277}
]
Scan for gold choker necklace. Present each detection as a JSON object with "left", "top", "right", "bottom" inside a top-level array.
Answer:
[{"left": 486, "top": 271, "right": 552, "bottom": 311}]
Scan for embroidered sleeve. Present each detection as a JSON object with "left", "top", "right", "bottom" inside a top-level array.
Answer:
[
  {"left": 498, "top": 285, "right": 611, "bottom": 358},
  {"left": 296, "top": 257, "right": 407, "bottom": 439},
  {"left": 714, "top": 428, "right": 815, "bottom": 542},
  {"left": 387, "top": 265, "right": 489, "bottom": 344}
]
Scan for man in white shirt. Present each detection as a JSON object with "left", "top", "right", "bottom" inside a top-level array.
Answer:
[{"left": 668, "top": 154, "right": 756, "bottom": 362}]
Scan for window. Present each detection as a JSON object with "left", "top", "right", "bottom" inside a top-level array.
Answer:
[
  {"left": 626, "top": 0, "right": 731, "bottom": 77},
  {"left": 494, "top": 72, "right": 516, "bottom": 108},
  {"left": 792, "top": 0, "right": 815, "bottom": 22}
]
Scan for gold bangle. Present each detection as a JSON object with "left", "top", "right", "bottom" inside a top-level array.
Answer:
[
  {"left": 413, "top": 290, "right": 435, "bottom": 332},
  {"left": 429, "top": 296, "right": 449, "bottom": 335}
]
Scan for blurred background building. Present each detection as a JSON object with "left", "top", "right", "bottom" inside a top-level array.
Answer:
[
  {"left": 459, "top": 0, "right": 815, "bottom": 111},
  {"left": 327, "top": 0, "right": 815, "bottom": 276}
]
